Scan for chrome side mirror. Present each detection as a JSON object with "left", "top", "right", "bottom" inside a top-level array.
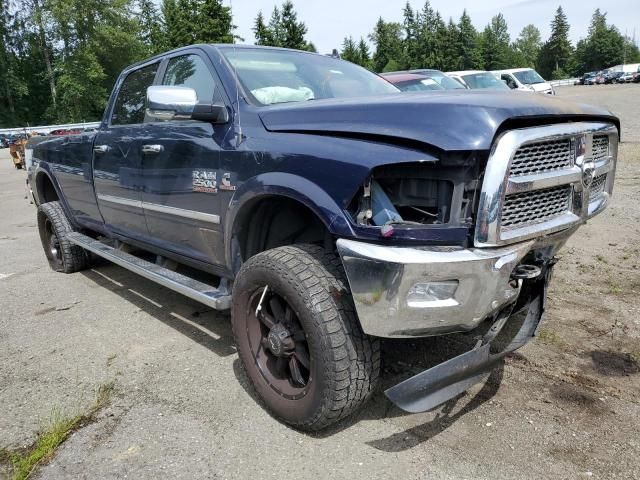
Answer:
[
  {"left": 146, "top": 86, "right": 229, "bottom": 124},
  {"left": 146, "top": 86, "right": 197, "bottom": 121}
]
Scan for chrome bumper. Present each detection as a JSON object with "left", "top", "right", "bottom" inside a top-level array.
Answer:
[{"left": 336, "top": 238, "right": 535, "bottom": 338}]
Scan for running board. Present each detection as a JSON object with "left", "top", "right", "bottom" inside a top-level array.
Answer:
[{"left": 67, "top": 232, "right": 231, "bottom": 310}]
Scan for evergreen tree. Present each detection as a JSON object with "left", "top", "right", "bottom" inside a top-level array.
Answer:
[
  {"left": 537, "top": 6, "right": 573, "bottom": 79},
  {"left": 572, "top": 9, "right": 639, "bottom": 73},
  {"left": 402, "top": 2, "right": 417, "bottom": 69},
  {"left": 441, "top": 18, "right": 461, "bottom": 71},
  {"left": 162, "top": 0, "right": 233, "bottom": 49},
  {"left": 479, "top": 13, "right": 511, "bottom": 70},
  {"left": 251, "top": 2, "right": 314, "bottom": 51},
  {"left": 341, "top": 36, "right": 359, "bottom": 63},
  {"left": 341, "top": 36, "right": 371, "bottom": 68},
  {"left": 457, "top": 9, "right": 481, "bottom": 70},
  {"left": 137, "top": 0, "right": 165, "bottom": 55},
  {"left": 357, "top": 37, "right": 371, "bottom": 69},
  {"left": 253, "top": 10, "right": 272, "bottom": 45},
  {"left": 369, "top": 18, "right": 404, "bottom": 72},
  {"left": 279, "top": 0, "right": 313, "bottom": 51},
  {"left": 512, "top": 24, "right": 542, "bottom": 68},
  {"left": 413, "top": 1, "right": 440, "bottom": 69}
]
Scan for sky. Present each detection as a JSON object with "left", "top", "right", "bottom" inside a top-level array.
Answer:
[{"left": 225, "top": 0, "right": 640, "bottom": 54}]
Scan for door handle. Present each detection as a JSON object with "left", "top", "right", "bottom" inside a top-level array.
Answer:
[
  {"left": 141, "top": 144, "right": 164, "bottom": 155},
  {"left": 93, "top": 145, "right": 110, "bottom": 154}
]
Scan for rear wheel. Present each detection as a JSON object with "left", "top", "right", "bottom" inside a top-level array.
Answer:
[
  {"left": 37, "top": 201, "right": 90, "bottom": 273},
  {"left": 232, "top": 244, "right": 380, "bottom": 431}
]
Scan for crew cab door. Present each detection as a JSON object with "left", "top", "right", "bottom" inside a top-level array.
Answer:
[
  {"left": 93, "top": 61, "right": 160, "bottom": 241},
  {"left": 140, "top": 51, "right": 230, "bottom": 266}
]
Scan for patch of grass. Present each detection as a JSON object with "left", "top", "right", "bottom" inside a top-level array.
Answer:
[
  {"left": 605, "top": 277, "right": 624, "bottom": 295},
  {"left": 595, "top": 254, "right": 608, "bottom": 264},
  {"left": 3, "top": 382, "right": 114, "bottom": 480},
  {"left": 537, "top": 328, "right": 567, "bottom": 348},
  {"left": 577, "top": 263, "right": 594, "bottom": 274}
]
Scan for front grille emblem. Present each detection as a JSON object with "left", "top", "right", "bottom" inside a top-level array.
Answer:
[{"left": 581, "top": 160, "right": 596, "bottom": 188}]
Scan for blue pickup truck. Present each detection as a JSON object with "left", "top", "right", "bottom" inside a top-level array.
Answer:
[{"left": 28, "top": 44, "right": 619, "bottom": 430}]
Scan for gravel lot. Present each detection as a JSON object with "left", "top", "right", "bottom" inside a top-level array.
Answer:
[{"left": 1, "top": 83, "right": 639, "bottom": 479}]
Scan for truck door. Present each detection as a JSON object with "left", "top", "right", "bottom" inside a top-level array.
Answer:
[
  {"left": 140, "top": 52, "right": 230, "bottom": 266},
  {"left": 93, "top": 61, "right": 160, "bottom": 242}
]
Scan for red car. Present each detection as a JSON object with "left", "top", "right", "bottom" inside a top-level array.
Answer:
[{"left": 381, "top": 70, "right": 467, "bottom": 91}]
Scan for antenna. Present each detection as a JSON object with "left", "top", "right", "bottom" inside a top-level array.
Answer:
[{"left": 229, "top": 0, "right": 242, "bottom": 147}]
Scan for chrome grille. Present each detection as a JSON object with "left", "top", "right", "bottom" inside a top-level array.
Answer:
[
  {"left": 509, "top": 139, "right": 572, "bottom": 176},
  {"left": 589, "top": 174, "right": 607, "bottom": 202},
  {"left": 475, "top": 122, "right": 618, "bottom": 247},
  {"left": 501, "top": 185, "right": 572, "bottom": 229},
  {"left": 592, "top": 135, "right": 609, "bottom": 161}
]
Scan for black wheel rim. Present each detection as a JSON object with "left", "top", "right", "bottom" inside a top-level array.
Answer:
[
  {"left": 44, "top": 218, "right": 62, "bottom": 266},
  {"left": 246, "top": 288, "right": 312, "bottom": 400}
]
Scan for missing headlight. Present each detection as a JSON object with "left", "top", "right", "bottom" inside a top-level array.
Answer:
[{"left": 350, "top": 157, "right": 483, "bottom": 230}]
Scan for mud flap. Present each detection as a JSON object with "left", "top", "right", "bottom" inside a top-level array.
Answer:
[{"left": 385, "top": 284, "right": 546, "bottom": 413}]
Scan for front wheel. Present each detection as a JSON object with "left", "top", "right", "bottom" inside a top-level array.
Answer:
[{"left": 232, "top": 244, "right": 380, "bottom": 431}]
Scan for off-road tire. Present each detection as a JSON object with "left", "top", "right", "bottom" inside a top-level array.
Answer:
[
  {"left": 37, "top": 201, "right": 90, "bottom": 273},
  {"left": 232, "top": 244, "right": 380, "bottom": 431}
]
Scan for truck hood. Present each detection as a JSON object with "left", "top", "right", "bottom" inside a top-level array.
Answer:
[
  {"left": 527, "top": 82, "right": 553, "bottom": 93},
  {"left": 258, "top": 91, "right": 617, "bottom": 151}
]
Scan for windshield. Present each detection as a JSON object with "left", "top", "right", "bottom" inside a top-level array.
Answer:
[
  {"left": 416, "top": 71, "right": 466, "bottom": 90},
  {"left": 396, "top": 78, "right": 444, "bottom": 92},
  {"left": 513, "top": 69, "right": 546, "bottom": 85},
  {"left": 461, "top": 72, "right": 510, "bottom": 90},
  {"left": 219, "top": 48, "right": 399, "bottom": 105}
]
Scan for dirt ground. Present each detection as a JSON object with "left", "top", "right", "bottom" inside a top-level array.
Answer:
[{"left": 1, "top": 83, "right": 639, "bottom": 479}]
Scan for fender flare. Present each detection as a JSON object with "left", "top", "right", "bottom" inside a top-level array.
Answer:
[
  {"left": 224, "top": 172, "right": 355, "bottom": 269},
  {"left": 32, "top": 163, "right": 76, "bottom": 226}
]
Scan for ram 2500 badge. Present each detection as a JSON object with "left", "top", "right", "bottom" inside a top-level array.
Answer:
[{"left": 28, "top": 45, "right": 619, "bottom": 430}]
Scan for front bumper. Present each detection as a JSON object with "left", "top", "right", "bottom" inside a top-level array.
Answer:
[{"left": 336, "top": 238, "right": 536, "bottom": 338}]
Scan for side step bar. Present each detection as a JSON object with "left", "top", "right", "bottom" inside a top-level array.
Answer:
[{"left": 67, "top": 232, "right": 231, "bottom": 310}]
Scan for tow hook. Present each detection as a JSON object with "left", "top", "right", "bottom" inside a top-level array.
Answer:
[{"left": 511, "top": 264, "right": 542, "bottom": 280}]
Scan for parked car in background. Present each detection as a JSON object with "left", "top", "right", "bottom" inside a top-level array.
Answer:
[
  {"left": 446, "top": 70, "right": 510, "bottom": 90},
  {"left": 381, "top": 70, "right": 466, "bottom": 91},
  {"left": 0, "top": 135, "right": 9, "bottom": 148},
  {"left": 492, "top": 68, "right": 554, "bottom": 95},
  {"left": 603, "top": 71, "right": 624, "bottom": 84},
  {"left": 577, "top": 72, "right": 596, "bottom": 85},
  {"left": 584, "top": 73, "right": 598, "bottom": 85},
  {"left": 49, "top": 128, "right": 83, "bottom": 136},
  {"left": 633, "top": 70, "right": 640, "bottom": 83},
  {"left": 619, "top": 71, "right": 634, "bottom": 83}
]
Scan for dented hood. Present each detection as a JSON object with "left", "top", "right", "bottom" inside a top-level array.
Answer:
[{"left": 258, "top": 90, "right": 618, "bottom": 151}]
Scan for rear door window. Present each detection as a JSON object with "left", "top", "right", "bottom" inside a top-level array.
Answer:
[{"left": 111, "top": 63, "right": 159, "bottom": 126}]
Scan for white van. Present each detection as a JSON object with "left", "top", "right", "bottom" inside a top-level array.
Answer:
[{"left": 493, "top": 68, "right": 555, "bottom": 95}]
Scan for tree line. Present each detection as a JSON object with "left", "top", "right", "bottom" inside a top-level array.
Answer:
[
  {"left": 344, "top": 3, "right": 639, "bottom": 78},
  {"left": 1, "top": 0, "right": 638, "bottom": 128}
]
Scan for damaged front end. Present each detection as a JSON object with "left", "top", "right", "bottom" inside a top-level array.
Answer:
[
  {"left": 385, "top": 261, "right": 552, "bottom": 413},
  {"left": 337, "top": 121, "right": 618, "bottom": 413}
]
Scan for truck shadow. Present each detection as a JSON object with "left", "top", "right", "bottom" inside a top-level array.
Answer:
[
  {"left": 232, "top": 333, "right": 505, "bottom": 450},
  {"left": 80, "top": 261, "right": 236, "bottom": 358},
  {"left": 82, "top": 260, "right": 504, "bottom": 448}
]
